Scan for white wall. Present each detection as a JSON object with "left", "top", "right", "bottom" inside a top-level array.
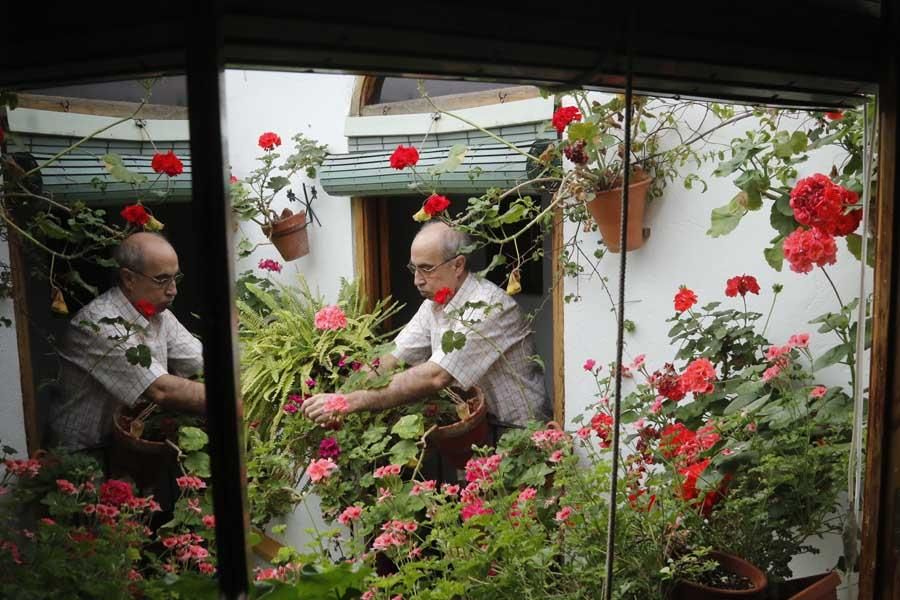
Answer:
[
  {"left": 0, "top": 239, "right": 28, "bottom": 458},
  {"left": 224, "top": 70, "right": 358, "bottom": 302}
]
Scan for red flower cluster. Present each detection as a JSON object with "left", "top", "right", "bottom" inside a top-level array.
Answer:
[
  {"left": 120, "top": 204, "right": 150, "bottom": 226},
  {"left": 825, "top": 111, "right": 844, "bottom": 121},
  {"left": 258, "top": 258, "right": 282, "bottom": 273},
  {"left": 433, "top": 287, "right": 453, "bottom": 305},
  {"left": 552, "top": 106, "right": 582, "bottom": 134},
  {"left": 99, "top": 479, "right": 134, "bottom": 507},
  {"left": 318, "top": 437, "right": 341, "bottom": 460},
  {"left": 258, "top": 132, "right": 281, "bottom": 151},
  {"left": 423, "top": 193, "right": 451, "bottom": 216},
  {"left": 151, "top": 150, "right": 184, "bottom": 177},
  {"left": 673, "top": 286, "right": 697, "bottom": 313},
  {"left": 783, "top": 227, "right": 838, "bottom": 274},
  {"left": 389, "top": 145, "right": 420, "bottom": 170},
  {"left": 790, "top": 173, "right": 860, "bottom": 236},
  {"left": 134, "top": 299, "right": 157, "bottom": 318},
  {"left": 591, "top": 412, "right": 614, "bottom": 448},
  {"left": 651, "top": 363, "right": 685, "bottom": 402},
  {"left": 679, "top": 357, "right": 717, "bottom": 395},
  {"left": 724, "top": 274, "right": 760, "bottom": 298}
]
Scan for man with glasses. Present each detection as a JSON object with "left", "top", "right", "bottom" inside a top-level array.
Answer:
[
  {"left": 303, "top": 221, "right": 549, "bottom": 449},
  {"left": 49, "top": 232, "right": 205, "bottom": 455}
]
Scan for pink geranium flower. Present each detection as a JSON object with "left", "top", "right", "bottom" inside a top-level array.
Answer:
[
  {"left": 314, "top": 305, "right": 348, "bottom": 331},
  {"left": 810, "top": 385, "right": 828, "bottom": 398},
  {"left": 323, "top": 395, "right": 350, "bottom": 414},
  {"left": 306, "top": 458, "right": 338, "bottom": 483},
  {"left": 788, "top": 333, "right": 810, "bottom": 348},
  {"left": 338, "top": 505, "right": 362, "bottom": 525}
]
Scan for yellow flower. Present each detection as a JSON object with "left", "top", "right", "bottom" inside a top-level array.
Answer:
[
  {"left": 50, "top": 287, "right": 69, "bottom": 315},
  {"left": 412, "top": 207, "right": 431, "bottom": 222},
  {"left": 506, "top": 269, "right": 522, "bottom": 296},
  {"left": 144, "top": 216, "right": 165, "bottom": 232}
]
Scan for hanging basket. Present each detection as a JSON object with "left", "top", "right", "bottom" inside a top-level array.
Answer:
[
  {"left": 670, "top": 551, "right": 768, "bottom": 600},
  {"left": 262, "top": 208, "right": 310, "bottom": 262},
  {"left": 427, "top": 386, "right": 489, "bottom": 469},
  {"left": 111, "top": 403, "right": 178, "bottom": 490},
  {"left": 586, "top": 169, "right": 652, "bottom": 253},
  {"left": 768, "top": 571, "right": 841, "bottom": 600}
]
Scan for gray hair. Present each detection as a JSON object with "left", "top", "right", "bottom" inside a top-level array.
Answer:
[
  {"left": 112, "top": 232, "right": 171, "bottom": 280},
  {"left": 418, "top": 222, "right": 473, "bottom": 266}
]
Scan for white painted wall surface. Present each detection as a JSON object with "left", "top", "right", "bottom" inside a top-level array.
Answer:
[
  {"left": 224, "top": 70, "right": 358, "bottom": 302},
  {"left": 0, "top": 239, "right": 28, "bottom": 458}
]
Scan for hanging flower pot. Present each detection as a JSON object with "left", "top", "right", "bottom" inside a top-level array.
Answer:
[
  {"left": 428, "top": 386, "right": 489, "bottom": 469},
  {"left": 769, "top": 571, "right": 841, "bottom": 600},
  {"left": 111, "top": 402, "right": 179, "bottom": 490},
  {"left": 586, "top": 169, "right": 652, "bottom": 253},
  {"left": 262, "top": 207, "right": 310, "bottom": 262},
  {"left": 670, "top": 551, "right": 768, "bottom": 600}
]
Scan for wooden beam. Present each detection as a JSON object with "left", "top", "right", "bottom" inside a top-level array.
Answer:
[
  {"left": 859, "top": 45, "right": 898, "bottom": 600},
  {"left": 6, "top": 227, "right": 40, "bottom": 456},
  {"left": 360, "top": 85, "right": 541, "bottom": 116},
  {"left": 15, "top": 93, "right": 188, "bottom": 120},
  {"left": 551, "top": 199, "right": 565, "bottom": 426}
]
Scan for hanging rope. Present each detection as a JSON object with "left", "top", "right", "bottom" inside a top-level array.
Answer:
[{"left": 601, "top": 15, "right": 635, "bottom": 600}]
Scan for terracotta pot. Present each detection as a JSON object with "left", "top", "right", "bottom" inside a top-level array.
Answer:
[
  {"left": 262, "top": 209, "right": 310, "bottom": 261},
  {"left": 111, "top": 404, "right": 178, "bottom": 490},
  {"left": 587, "top": 170, "right": 652, "bottom": 252},
  {"left": 781, "top": 572, "right": 841, "bottom": 600},
  {"left": 428, "top": 386, "right": 489, "bottom": 469},
  {"left": 670, "top": 551, "right": 768, "bottom": 600}
]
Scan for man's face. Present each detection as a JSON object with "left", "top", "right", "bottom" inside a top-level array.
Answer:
[
  {"left": 409, "top": 233, "right": 463, "bottom": 300},
  {"left": 121, "top": 241, "right": 180, "bottom": 313}
]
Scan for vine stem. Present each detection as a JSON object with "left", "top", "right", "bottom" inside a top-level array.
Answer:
[{"left": 820, "top": 266, "right": 845, "bottom": 309}]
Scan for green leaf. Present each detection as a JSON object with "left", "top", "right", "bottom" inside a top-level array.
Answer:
[
  {"left": 266, "top": 176, "right": 291, "bottom": 193},
  {"left": 441, "top": 330, "right": 467, "bottom": 353},
  {"left": 813, "top": 343, "right": 852, "bottom": 371},
  {"left": 391, "top": 414, "right": 424, "bottom": 440},
  {"left": 725, "top": 392, "right": 769, "bottom": 415},
  {"left": 733, "top": 171, "right": 767, "bottom": 210},
  {"left": 179, "top": 426, "right": 209, "bottom": 452},
  {"left": 388, "top": 439, "right": 419, "bottom": 465},
  {"left": 566, "top": 122, "right": 598, "bottom": 143},
  {"left": 427, "top": 144, "right": 468, "bottom": 176},
  {"left": 125, "top": 344, "right": 152, "bottom": 368},
  {"left": 183, "top": 451, "right": 210, "bottom": 477},
  {"left": 101, "top": 153, "right": 147, "bottom": 184},
  {"left": 770, "top": 197, "right": 797, "bottom": 236},
  {"left": 707, "top": 192, "right": 748, "bottom": 237},
  {"left": 764, "top": 237, "right": 785, "bottom": 271},
  {"left": 477, "top": 253, "right": 507, "bottom": 278},
  {"left": 846, "top": 233, "right": 875, "bottom": 268}
]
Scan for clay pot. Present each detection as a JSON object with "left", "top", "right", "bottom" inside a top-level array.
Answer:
[
  {"left": 586, "top": 170, "right": 652, "bottom": 252},
  {"left": 777, "top": 572, "right": 841, "bottom": 600},
  {"left": 111, "top": 404, "right": 178, "bottom": 490},
  {"left": 670, "top": 551, "right": 768, "bottom": 600},
  {"left": 262, "top": 208, "right": 310, "bottom": 261},
  {"left": 428, "top": 386, "right": 489, "bottom": 469}
]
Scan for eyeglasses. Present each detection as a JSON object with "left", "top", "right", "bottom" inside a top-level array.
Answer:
[
  {"left": 406, "top": 255, "right": 459, "bottom": 277},
  {"left": 127, "top": 268, "right": 185, "bottom": 288}
]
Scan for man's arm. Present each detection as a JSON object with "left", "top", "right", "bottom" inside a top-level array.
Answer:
[
  {"left": 144, "top": 375, "right": 206, "bottom": 414},
  {"left": 302, "top": 361, "right": 452, "bottom": 425}
]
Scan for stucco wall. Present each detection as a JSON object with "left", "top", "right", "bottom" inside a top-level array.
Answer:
[{"left": 0, "top": 240, "right": 28, "bottom": 459}]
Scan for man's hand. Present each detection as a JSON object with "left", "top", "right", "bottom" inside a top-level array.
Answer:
[{"left": 301, "top": 391, "right": 364, "bottom": 426}]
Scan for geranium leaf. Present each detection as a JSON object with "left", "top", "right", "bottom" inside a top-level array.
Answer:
[
  {"left": 707, "top": 192, "right": 748, "bottom": 237},
  {"left": 764, "top": 238, "right": 785, "bottom": 271},
  {"left": 427, "top": 144, "right": 468, "bottom": 176},
  {"left": 391, "top": 415, "right": 424, "bottom": 440},
  {"left": 179, "top": 426, "right": 209, "bottom": 452},
  {"left": 101, "top": 153, "right": 147, "bottom": 184},
  {"left": 183, "top": 451, "right": 210, "bottom": 477},
  {"left": 813, "top": 343, "right": 852, "bottom": 372}
]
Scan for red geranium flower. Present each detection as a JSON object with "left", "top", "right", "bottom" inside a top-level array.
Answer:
[
  {"left": 551, "top": 106, "right": 582, "bottom": 134},
  {"left": 134, "top": 299, "right": 157, "bottom": 318},
  {"left": 120, "top": 204, "right": 150, "bottom": 226},
  {"left": 825, "top": 111, "right": 844, "bottom": 121},
  {"left": 651, "top": 363, "right": 685, "bottom": 402},
  {"left": 99, "top": 479, "right": 134, "bottom": 507},
  {"left": 258, "top": 132, "right": 282, "bottom": 151},
  {"left": 724, "top": 274, "right": 760, "bottom": 298},
  {"left": 423, "top": 194, "right": 451, "bottom": 217},
  {"left": 783, "top": 227, "right": 838, "bottom": 274},
  {"left": 679, "top": 357, "right": 717, "bottom": 395},
  {"left": 151, "top": 150, "right": 184, "bottom": 177},
  {"left": 673, "top": 286, "right": 697, "bottom": 313},
  {"left": 389, "top": 145, "right": 420, "bottom": 170},
  {"left": 790, "top": 174, "right": 859, "bottom": 236},
  {"left": 433, "top": 287, "right": 453, "bottom": 305}
]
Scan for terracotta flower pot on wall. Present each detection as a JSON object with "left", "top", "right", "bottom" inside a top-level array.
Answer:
[
  {"left": 428, "top": 386, "right": 489, "bottom": 469},
  {"left": 262, "top": 208, "right": 310, "bottom": 261},
  {"left": 670, "top": 551, "right": 768, "bottom": 600},
  {"left": 775, "top": 571, "right": 841, "bottom": 600},
  {"left": 587, "top": 170, "right": 652, "bottom": 253}
]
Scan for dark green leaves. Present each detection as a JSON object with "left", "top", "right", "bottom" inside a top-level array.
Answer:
[
  {"left": 441, "top": 330, "right": 467, "bottom": 353},
  {"left": 125, "top": 344, "right": 152, "bottom": 368}
]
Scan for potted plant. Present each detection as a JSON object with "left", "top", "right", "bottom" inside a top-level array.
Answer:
[
  {"left": 231, "top": 131, "right": 328, "bottom": 261},
  {"left": 670, "top": 551, "right": 768, "bottom": 599},
  {"left": 422, "top": 386, "right": 490, "bottom": 469}
]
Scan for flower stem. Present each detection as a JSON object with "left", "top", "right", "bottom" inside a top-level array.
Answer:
[{"left": 761, "top": 289, "right": 780, "bottom": 338}]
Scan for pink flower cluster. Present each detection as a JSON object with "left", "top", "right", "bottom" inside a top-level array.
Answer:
[
  {"left": 306, "top": 458, "right": 338, "bottom": 483},
  {"left": 255, "top": 563, "right": 302, "bottom": 582},
  {"left": 410, "top": 480, "right": 437, "bottom": 496},
  {"left": 314, "top": 305, "right": 348, "bottom": 331},
  {"left": 372, "top": 519, "right": 417, "bottom": 550},
  {"left": 464, "top": 454, "right": 503, "bottom": 484},
  {"left": 373, "top": 464, "right": 402, "bottom": 479},
  {"left": 323, "top": 395, "right": 350, "bottom": 414},
  {"left": 531, "top": 427, "right": 568, "bottom": 450},
  {"left": 555, "top": 506, "right": 574, "bottom": 525},
  {"left": 176, "top": 476, "right": 207, "bottom": 491},
  {"left": 337, "top": 505, "right": 362, "bottom": 525},
  {"left": 56, "top": 479, "right": 78, "bottom": 495},
  {"left": 679, "top": 358, "right": 717, "bottom": 395},
  {"left": 258, "top": 258, "right": 282, "bottom": 273},
  {"left": 318, "top": 437, "right": 341, "bottom": 460},
  {"left": 5, "top": 458, "right": 41, "bottom": 478},
  {"left": 783, "top": 227, "right": 838, "bottom": 274},
  {"left": 762, "top": 333, "right": 810, "bottom": 381}
]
